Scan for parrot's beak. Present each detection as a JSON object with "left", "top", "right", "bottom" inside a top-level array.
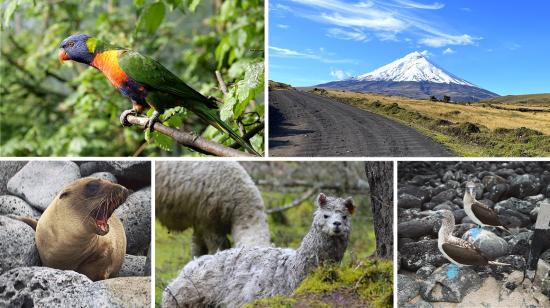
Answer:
[{"left": 58, "top": 49, "right": 70, "bottom": 63}]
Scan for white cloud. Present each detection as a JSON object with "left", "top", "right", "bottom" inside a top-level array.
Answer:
[
  {"left": 460, "top": 7, "right": 472, "bottom": 12},
  {"left": 330, "top": 69, "right": 351, "bottom": 80},
  {"left": 326, "top": 28, "right": 369, "bottom": 41},
  {"left": 285, "top": 0, "right": 480, "bottom": 48},
  {"left": 420, "top": 50, "right": 431, "bottom": 56},
  {"left": 419, "top": 34, "right": 478, "bottom": 47},
  {"left": 395, "top": 0, "right": 444, "bottom": 10},
  {"left": 269, "top": 46, "right": 356, "bottom": 64},
  {"left": 442, "top": 47, "right": 455, "bottom": 54},
  {"left": 277, "top": 24, "right": 289, "bottom": 29}
]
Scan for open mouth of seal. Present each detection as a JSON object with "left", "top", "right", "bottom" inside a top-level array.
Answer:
[{"left": 89, "top": 188, "right": 129, "bottom": 235}]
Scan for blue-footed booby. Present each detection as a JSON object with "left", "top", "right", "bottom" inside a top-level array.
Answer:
[
  {"left": 436, "top": 210, "right": 509, "bottom": 267},
  {"left": 463, "top": 181, "right": 511, "bottom": 234}
]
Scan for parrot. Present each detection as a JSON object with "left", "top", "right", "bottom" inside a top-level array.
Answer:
[{"left": 58, "top": 34, "right": 260, "bottom": 155}]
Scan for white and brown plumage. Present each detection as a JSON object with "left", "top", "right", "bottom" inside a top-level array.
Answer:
[
  {"left": 436, "top": 210, "right": 508, "bottom": 266},
  {"left": 463, "top": 181, "right": 510, "bottom": 233}
]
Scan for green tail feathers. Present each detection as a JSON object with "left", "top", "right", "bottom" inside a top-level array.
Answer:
[{"left": 193, "top": 105, "right": 261, "bottom": 156}]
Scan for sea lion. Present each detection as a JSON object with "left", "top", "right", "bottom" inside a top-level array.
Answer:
[{"left": 20, "top": 177, "right": 130, "bottom": 281}]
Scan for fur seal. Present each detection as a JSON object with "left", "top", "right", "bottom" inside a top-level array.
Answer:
[{"left": 20, "top": 177, "right": 130, "bottom": 281}]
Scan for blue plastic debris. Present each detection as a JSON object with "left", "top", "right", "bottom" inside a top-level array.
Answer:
[{"left": 447, "top": 263, "right": 460, "bottom": 280}]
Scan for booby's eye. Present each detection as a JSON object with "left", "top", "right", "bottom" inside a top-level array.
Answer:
[
  {"left": 68, "top": 41, "right": 75, "bottom": 48},
  {"left": 324, "top": 215, "right": 329, "bottom": 219}
]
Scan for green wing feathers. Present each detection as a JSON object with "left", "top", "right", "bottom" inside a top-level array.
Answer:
[
  {"left": 189, "top": 103, "right": 260, "bottom": 156},
  {"left": 119, "top": 50, "right": 259, "bottom": 155},
  {"left": 118, "top": 51, "right": 217, "bottom": 108}
]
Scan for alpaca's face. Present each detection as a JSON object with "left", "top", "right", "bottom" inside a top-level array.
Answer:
[{"left": 313, "top": 193, "right": 355, "bottom": 237}]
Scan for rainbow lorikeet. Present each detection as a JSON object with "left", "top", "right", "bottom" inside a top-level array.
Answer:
[{"left": 58, "top": 34, "right": 259, "bottom": 155}]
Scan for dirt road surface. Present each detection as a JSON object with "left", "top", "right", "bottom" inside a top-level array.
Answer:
[{"left": 269, "top": 90, "right": 453, "bottom": 157}]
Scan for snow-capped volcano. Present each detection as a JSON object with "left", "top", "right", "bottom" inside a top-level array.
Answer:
[
  {"left": 356, "top": 51, "right": 476, "bottom": 87},
  {"left": 316, "top": 51, "right": 498, "bottom": 102}
]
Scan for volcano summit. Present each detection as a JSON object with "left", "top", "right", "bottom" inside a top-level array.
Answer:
[{"left": 318, "top": 52, "right": 498, "bottom": 102}]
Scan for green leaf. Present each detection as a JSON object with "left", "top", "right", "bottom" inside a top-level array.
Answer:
[
  {"left": 144, "top": 128, "right": 152, "bottom": 142},
  {"left": 3, "top": 0, "right": 20, "bottom": 28},
  {"left": 188, "top": 0, "right": 201, "bottom": 12},
  {"left": 136, "top": 2, "right": 166, "bottom": 33},
  {"left": 153, "top": 131, "right": 173, "bottom": 151},
  {"left": 133, "top": 0, "right": 145, "bottom": 7},
  {"left": 220, "top": 93, "right": 236, "bottom": 121}
]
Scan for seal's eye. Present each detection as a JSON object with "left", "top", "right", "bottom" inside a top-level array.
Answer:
[{"left": 86, "top": 181, "right": 101, "bottom": 195}]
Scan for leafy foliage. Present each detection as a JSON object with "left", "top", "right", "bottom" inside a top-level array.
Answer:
[{"left": 0, "top": 0, "right": 264, "bottom": 156}]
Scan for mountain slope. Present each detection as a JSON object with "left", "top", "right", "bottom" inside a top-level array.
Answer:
[{"left": 318, "top": 51, "right": 498, "bottom": 102}]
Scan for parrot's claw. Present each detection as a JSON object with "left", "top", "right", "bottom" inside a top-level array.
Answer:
[
  {"left": 144, "top": 110, "right": 161, "bottom": 132},
  {"left": 120, "top": 109, "right": 137, "bottom": 127}
]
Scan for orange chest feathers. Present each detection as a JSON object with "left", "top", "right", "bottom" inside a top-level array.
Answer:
[{"left": 91, "top": 50, "right": 129, "bottom": 88}]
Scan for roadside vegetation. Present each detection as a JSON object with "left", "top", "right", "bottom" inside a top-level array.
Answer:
[{"left": 310, "top": 89, "right": 550, "bottom": 157}]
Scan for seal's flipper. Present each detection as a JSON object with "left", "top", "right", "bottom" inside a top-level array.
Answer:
[{"left": 15, "top": 216, "right": 38, "bottom": 231}]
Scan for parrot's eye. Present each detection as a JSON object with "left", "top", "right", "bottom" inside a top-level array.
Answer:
[{"left": 68, "top": 41, "right": 75, "bottom": 48}]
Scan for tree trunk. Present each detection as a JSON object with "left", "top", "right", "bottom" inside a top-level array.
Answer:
[{"left": 365, "top": 162, "right": 393, "bottom": 259}]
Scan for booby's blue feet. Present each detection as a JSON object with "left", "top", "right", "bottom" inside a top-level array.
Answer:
[
  {"left": 447, "top": 264, "right": 460, "bottom": 280},
  {"left": 469, "top": 226, "right": 482, "bottom": 239}
]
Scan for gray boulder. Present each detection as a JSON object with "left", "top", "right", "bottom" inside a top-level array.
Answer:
[
  {"left": 114, "top": 187, "right": 151, "bottom": 255},
  {"left": 0, "top": 267, "right": 108, "bottom": 307},
  {"left": 89, "top": 172, "right": 118, "bottom": 183},
  {"left": 398, "top": 274, "right": 419, "bottom": 305},
  {"left": 462, "top": 228, "right": 509, "bottom": 259},
  {"left": 400, "top": 239, "right": 447, "bottom": 271},
  {"left": 398, "top": 215, "right": 439, "bottom": 239},
  {"left": 496, "top": 197, "right": 537, "bottom": 216},
  {"left": 431, "top": 189, "right": 456, "bottom": 204},
  {"left": 419, "top": 264, "right": 482, "bottom": 303},
  {"left": 399, "top": 193, "right": 422, "bottom": 209},
  {"left": 7, "top": 161, "right": 80, "bottom": 210},
  {"left": 119, "top": 254, "right": 146, "bottom": 277},
  {"left": 80, "top": 161, "right": 150, "bottom": 184},
  {"left": 0, "top": 267, "right": 150, "bottom": 307},
  {"left": 0, "top": 216, "right": 40, "bottom": 274},
  {"left": 0, "top": 195, "right": 41, "bottom": 218},
  {"left": 509, "top": 174, "right": 542, "bottom": 198},
  {"left": 98, "top": 276, "right": 151, "bottom": 307},
  {"left": 0, "top": 161, "right": 27, "bottom": 195}
]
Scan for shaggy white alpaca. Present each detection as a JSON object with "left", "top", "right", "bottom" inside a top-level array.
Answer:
[
  {"left": 162, "top": 193, "right": 355, "bottom": 308},
  {"left": 155, "top": 161, "right": 270, "bottom": 257}
]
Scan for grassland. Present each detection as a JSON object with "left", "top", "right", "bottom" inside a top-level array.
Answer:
[
  {"left": 155, "top": 191, "right": 389, "bottom": 307},
  {"left": 311, "top": 89, "right": 550, "bottom": 156}
]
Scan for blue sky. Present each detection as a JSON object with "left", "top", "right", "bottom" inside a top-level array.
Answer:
[{"left": 269, "top": 0, "right": 550, "bottom": 95}]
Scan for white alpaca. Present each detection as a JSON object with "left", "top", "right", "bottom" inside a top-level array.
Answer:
[
  {"left": 155, "top": 161, "right": 270, "bottom": 257},
  {"left": 162, "top": 193, "right": 355, "bottom": 308}
]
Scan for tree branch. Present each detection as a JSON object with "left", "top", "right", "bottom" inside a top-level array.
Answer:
[
  {"left": 267, "top": 185, "right": 320, "bottom": 214},
  {"left": 125, "top": 114, "right": 256, "bottom": 157},
  {"left": 215, "top": 70, "right": 228, "bottom": 95},
  {"left": 229, "top": 122, "right": 264, "bottom": 149}
]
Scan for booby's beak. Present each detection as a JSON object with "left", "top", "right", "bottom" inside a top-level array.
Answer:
[{"left": 58, "top": 49, "right": 70, "bottom": 63}]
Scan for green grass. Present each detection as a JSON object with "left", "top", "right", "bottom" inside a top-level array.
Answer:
[
  {"left": 154, "top": 222, "right": 193, "bottom": 306},
  {"left": 314, "top": 90, "right": 550, "bottom": 156},
  {"left": 155, "top": 192, "right": 377, "bottom": 306},
  {"left": 245, "top": 259, "right": 393, "bottom": 308}
]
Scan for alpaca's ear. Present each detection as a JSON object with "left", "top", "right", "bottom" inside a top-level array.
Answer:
[
  {"left": 317, "top": 193, "right": 327, "bottom": 208},
  {"left": 344, "top": 197, "right": 355, "bottom": 215}
]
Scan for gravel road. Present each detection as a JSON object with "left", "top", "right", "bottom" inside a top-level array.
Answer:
[{"left": 269, "top": 90, "right": 453, "bottom": 157}]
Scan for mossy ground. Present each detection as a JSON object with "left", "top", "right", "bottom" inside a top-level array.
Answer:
[
  {"left": 311, "top": 89, "right": 550, "bottom": 157},
  {"left": 155, "top": 191, "right": 378, "bottom": 306},
  {"left": 244, "top": 259, "right": 393, "bottom": 308}
]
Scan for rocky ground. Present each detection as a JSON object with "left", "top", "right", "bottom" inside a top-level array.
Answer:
[
  {"left": 0, "top": 161, "right": 151, "bottom": 307},
  {"left": 397, "top": 161, "right": 550, "bottom": 307}
]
